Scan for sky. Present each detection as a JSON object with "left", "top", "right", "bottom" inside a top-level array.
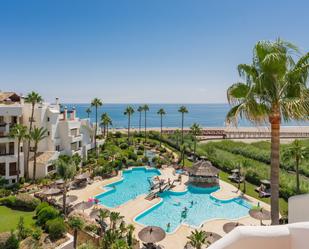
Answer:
[{"left": 0, "top": 0, "right": 308, "bottom": 103}]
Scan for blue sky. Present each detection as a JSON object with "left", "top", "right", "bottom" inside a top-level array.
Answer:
[{"left": 0, "top": 0, "right": 308, "bottom": 103}]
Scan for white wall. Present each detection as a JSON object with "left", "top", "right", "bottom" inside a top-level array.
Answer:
[{"left": 289, "top": 194, "right": 309, "bottom": 223}]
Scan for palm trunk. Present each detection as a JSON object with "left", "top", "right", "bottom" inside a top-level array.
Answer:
[
  {"left": 270, "top": 112, "right": 280, "bottom": 225},
  {"left": 63, "top": 182, "right": 67, "bottom": 216},
  {"left": 193, "top": 137, "right": 197, "bottom": 161},
  {"left": 106, "top": 124, "right": 108, "bottom": 137},
  {"left": 144, "top": 111, "right": 147, "bottom": 143},
  {"left": 296, "top": 157, "right": 300, "bottom": 194},
  {"left": 181, "top": 113, "right": 184, "bottom": 144},
  {"left": 33, "top": 146, "right": 37, "bottom": 180},
  {"left": 160, "top": 115, "right": 162, "bottom": 147},
  {"left": 243, "top": 178, "right": 246, "bottom": 193},
  {"left": 139, "top": 112, "right": 141, "bottom": 134},
  {"left": 17, "top": 139, "right": 21, "bottom": 183},
  {"left": 128, "top": 115, "right": 130, "bottom": 144},
  {"left": 95, "top": 107, "right": 98, "bottom": 157},
  {"left": 26, "top": 104, "right": 35, "bottom": 179},
  {"left": 73, "top": 229, "right": 78, "bottom": 249}
]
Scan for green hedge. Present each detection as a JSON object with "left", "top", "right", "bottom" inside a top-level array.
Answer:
[{"left": 0, "top": 194, "right": 40, "bottom": 211}]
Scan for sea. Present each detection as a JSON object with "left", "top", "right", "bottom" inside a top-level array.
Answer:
[{"left": 64, "top": 103, "right": 308, "bottom": 129}]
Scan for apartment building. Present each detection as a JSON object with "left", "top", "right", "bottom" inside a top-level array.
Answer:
[{"left": 0, "top": 92, "right": 24, "bottom": 184}]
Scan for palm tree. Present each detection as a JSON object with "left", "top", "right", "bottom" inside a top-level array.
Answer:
[
  {"left": 142, "top": 105, "right": 149, "bottom": 143},
  {"left": 9, "top": 124, "right": 28, "bottom": 183},
  {"left": 25, "top": 91, "right": 43, "bottom": 179},
  {"left": 68, "top": 216, "right": 84, "bottom": 249},
  {"left": 101, "top": 113, "right": 112, "bottom": 138},
  {"left": 124, "top": 106, "right": 135, "bottom": 144},
  {"left": 187, "top": 230, "right": 207, "bottom": 249},
  {"left": 98, "top": 208, "right": 110, "bottom": 235},
  {"left": 180, "top": 143, "right": 190, "bottom": 168},
  {"left": 137, "top": 106, "right": 143, "bottom": 134},
  {"left": 91, "top": 98, "right": 103, "bottom": 157},
  {"left": 226, "top": 39, "right": 309, "bottom": 224},
  {"left": 190, "top": 123, "right": 202, "bottom": 161},
  {"left": 157, "top": 108, "right": 166, "bottom": 147},
  {"left": 178, "top": 106, "right": 188, "bottom": 144},
  {"left": 282, "top": 140, "right": 308, "bottom": 194},
  {"left": 55, "top": 157, "right": 76, "bottom": 216},
  {"left": 29, "top": 127, "right": 47, "bottom": 180},
  {"left": 86, "top": 107, "right": 92, "bottom": 119},
  {"left": 174, "top": 129, "right": 181, "bottom": 148},
  {"left": 126, "top": 224, "right": 135, "bottom": 247},
  {"left": 109, "top": 212, "right": 124, "bottom": 231}
]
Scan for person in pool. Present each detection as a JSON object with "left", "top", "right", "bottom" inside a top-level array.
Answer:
[
  {"left": 190, "top": 200, "right": 194, "bottom": 207},
  {"left": 166, "top": 223, "right": 171, "bottom": 232}
]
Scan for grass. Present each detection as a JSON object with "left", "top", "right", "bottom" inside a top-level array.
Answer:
[{"left": 0, "top": 206, "right": 36, "bottom": 232}]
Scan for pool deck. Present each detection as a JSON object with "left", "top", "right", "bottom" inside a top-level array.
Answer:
[{"left": 66, "top": 166, "right": 271, "bottom": 249}]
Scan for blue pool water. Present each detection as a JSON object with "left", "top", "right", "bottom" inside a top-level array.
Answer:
[
  {"left": 135, "top": 186, "right": 252, "bottom": 233},
  {"left": 96, "top": 167, "right": 160, "bottom": 208}
]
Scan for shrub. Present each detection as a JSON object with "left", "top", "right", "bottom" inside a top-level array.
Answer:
[
  {"left": 119, "top": 143, "right": 129, "bottom": 150},
  {"left": 37, "top": 206, "right": 59, "bottom": 226},
  {"left": 0, "top": 188, "right": 11, "bottom": 198},
  {"left": 114, "top": 131, "right": 122, "bottom": 138},
  {"left": 138, "top": 144, "right": 144, "bottom": 151},
  {"left": 142, "top": 156, "right": 149, "bottom": 163},
  {"left": 3, "top": 232, "right": 19, "bottom": 249},
  {"left": 127, "top": 151, "right": 137, "bottom": 161},
  {"left": 136, "top": 150, "right": 143, "bottom": 155},
  {"left": 35, "top": 202, "right": 49, "bottom": 215},
  {"left": 46, "top": 218, "right": 66, "bottom": 240},
  {"left": 31, "top": 227, "right": 42, "bottom": 241},
  {"left": 14, "top": 193, "right": 40, "bottom": 210}
]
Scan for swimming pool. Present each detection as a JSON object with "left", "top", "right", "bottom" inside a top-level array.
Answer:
[
  {"left": 135, "top": 186, "right": 252, "bottom": 233},
  {"left": 96, "top": 167, "right": 160, "bottom": 208}
]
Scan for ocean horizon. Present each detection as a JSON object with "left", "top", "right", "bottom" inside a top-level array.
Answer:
[{"left": 64, "top": 103, "right": 308, "bottom": 129}]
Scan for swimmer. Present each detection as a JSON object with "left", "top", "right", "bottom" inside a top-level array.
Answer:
[
  {"left": 166, "top": 223, "right": 171, "bottom": 231},
  {"left": 190, "top": 201, "right": 194, "bottom": 207}
]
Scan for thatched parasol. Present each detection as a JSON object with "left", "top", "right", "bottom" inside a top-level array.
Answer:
[
  {"left": 249, "top": 208, "right": 271, "bottom": 225},
  {"left": 41, "top": 188, "right": 61, "bottom": 196},
  {"left": 75, "top": 173, "right": 90, "bottom": 181},
  {"left": 73, "top": 201, "right": 93, "bottom": 211},
  {"left": 138, "top": 226, "right": 166, "bottom": 244},
  {"left": 223, "top": 222, "right": 244, "bottom": 233},
  {"left": 205, "top": 232, "right": 222, "bottom": 245},
  {"left": 55, "top": 179, "right": 64, "bottom": 185},
  {"left": 59, "top": 195, "right": 78, "bottom": 205},
  {"left": 187, "top": 161, "right": 219, "bottom": 177}
]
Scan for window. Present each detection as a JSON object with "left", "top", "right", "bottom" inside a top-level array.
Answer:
[
  {"left": 47, "top": 131, "right": 50, "bottom": 136},
  {"left": 55, "top": 145, "right": 60, "bottom": 151},
  {"left": 0, "top": 143, "right": 6, "bottom": 155},
  {"left": 47, "top": 165, "right": 55, "bottom": 172},
  {"left": 70, "top": 128, "right": 78, "bottom": 137},
  {"left": 9, "top": 162, "right": 17, "bottom": 176},
  {"left": 47, "top": 117, "right": 50, "bottom": 122},
  {"left": 9, "top": 142, "right": 14, "bottom": 155},
  {"left": 11, "top": 116, "right": 17, "bottom": 125},
  {"left": 0, "top": 163, "right": 5, "bottom": 176}
]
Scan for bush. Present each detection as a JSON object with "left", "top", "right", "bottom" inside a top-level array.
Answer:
[
  {"left": 32, "top": 227, "right": 42, "bottom": 241},
  {"left": 114, "top": 131, "right": 122, "bottom": 138},
  {"left": 46, "top": 218, "right": 66, "bottom": 240},
  {"left": 127, "top": 151, "right": 137, "bottom": 161},
  {"left": 37, "top": 206, "right": 59, "bottom": 226},
  {"left": 119, "top": 143, "right": 129, "bottom": 150},
  {"left": 0, "top": 188, "right": 11, "bottom": 198},
  {"left": 14, "top": 193, "right": 40, "bottom": 210},
  {"left": 136, "top": 150, "right": 143, "bottom": 155},
  {"left": 3, "top": 232, "right": 19, "bottom": 249},
  {"left": 142, "top": 156, "right": 149, "bottom": 163},
  {"left": 138, "top": 144, "right": 144, "bottom": 151},
  {"left": 35, "top": 202, "right": 49, "bottom": 215}
]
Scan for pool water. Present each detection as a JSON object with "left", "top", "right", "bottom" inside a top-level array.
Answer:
[
  {"left": 96, "top": 167, "right": 160, "bottom": 208},
  {"left": 135, "top": 186, "right": 251, "bottom": 233}
]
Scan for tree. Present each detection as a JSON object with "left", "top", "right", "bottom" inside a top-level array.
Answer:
[
  {"left": 109, "top": 212, "right": 124, "bottom": 230},
  {"left": 124, "top": 106, "right": 135, "bottom": 144},
  {"left": 29, "top": 127, "right": 47, "bottom": 180},
  {"left": 91, "top": 98, "right": 103, "bottom": 157},
  {"left": 9, "top": 124, "right": 28, "bottom": 183},
  {"left": 282, "top": 140, "right": 309, "bottom": 193},
  {"left": 55, "top": 157, "right": 76, "bottom": 216},
  {"left": 68, "top": 216, "right": 84, "bottom": 249},
  {"left": 226, "top": 39, "right": 309, "bottom": 224},
  {"left": 187, "top": 230, "right": 207, "bottom": 249},
  {"left": 157, "top": 108, "right": 166, "bottom": 147},
  {"left": 178, "top": 106, "right": 188, "bottom": 144},
  {"left": 190, "top": 123, "right": 202, "bottom": 161},
  {"left": 180, "top": 143, "right": 190, "bottom": 168},
  {"left": 142, "top": 105, "right": 149, "bottom": 143},
  {"left": 25, "top": 91, "right": 43, "bottom": 179},
  {"left": 101, "top": 113, "right": 112, "bottom": 138},
  {"left": 174, "top": 129, "right": 181, "bottom": 148},
  {"left": 137, "top": 106, "right": 143, "bottom": 134},
  {"left": 126, "top": 224, "right": 135, "bottom": 247},
  {"left": 86, "top": 107, "right": 92, "bottom": 118},
  {"left": 98, "top": 208, "right": 110, "bottom": 235},
  {"left": 17, "top": 216, "right": 28, "bottom": 240}
]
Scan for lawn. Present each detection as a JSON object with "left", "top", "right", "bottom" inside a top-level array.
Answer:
[{"left": 0, "top": 205, "right": 36, "bottom": 232}]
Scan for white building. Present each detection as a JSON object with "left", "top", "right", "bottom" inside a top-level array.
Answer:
[{"left": 0, "top": 92, "right": 24, "bottom": 184}]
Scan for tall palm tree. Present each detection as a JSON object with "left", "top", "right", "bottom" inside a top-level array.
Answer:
[
  {"left": 85, "top": 107, "right": 92, "bottom": 119},
  {"left": 157, "top": 108, "right": 166, "bottom": 147},
  {"left": 68, "top": 216, "right": 84, "bottom": 249},
  {"left": 142, "top": 105, "right": 149, "bottom": 143},
  {"left": 178, "top": 106, "right": 188, "bottom": 144},
  {"left": 187, "top": 230, "right": 207, "bottom": 249},
  {"left": 226, "top": 39, "right": 309, "bottom": 224},
  {"left": 29, "top": 127, "right": 47, "bottom": 180},
  {"left": 25, "top": 91, "right": 43, "bottom": 179},
  {"left": 101, "top": 113, "right": 112, "bottom": 138},
  {"left": 9, "top": 124, "right": 28, "bottom": 183},
  {"left": 124, "top": 106, "right": 135, "bottom": 144},
  {"left": 174, "top": 129, "right": 181, "bottom": 148},
  {"left": 190, "top": 123, "right": 202, "bottom": 161},
  {"left": 91, "top": 98, "right": 103, "bottom": 157},
  {"left": 98, "top": 208, "right": 110, "bottom": 235},
  {"left": 137, "top": 106, "right": 143, "bottom": 134},
  {"left": 109, "top": 212, "right": 124, "bottom": 231},
  {"left": 55, "top": 157, "right": 76, "bottom": 216},
  {"left": 282, "top": 140, "right": 308, "bottom": 194},
  {"left": 126, "top": 224, "right": 135, "bottom": 247}
]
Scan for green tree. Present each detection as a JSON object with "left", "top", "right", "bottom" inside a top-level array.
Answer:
[
  {"left": 55, "top": 157, "right": 76, "bottom": 216},
  {"left": 85, "top": 107, "right": 92, "bottom": 119},
  {"left": 98, "top": 208, "right": 110, "bottom": 235},
  {"left": 226, "top": 39, "right": 309, "bottom": 224},
  {"left": 25, "top": 91, "right": 43, "bottom": 179},
  {"left": 137, "top": 106, "right": 143, "bottom": 134},
  {"left": 91, "top": 98, "right": 103, "bottom": 157},
  {"left": 29, "top": 127, "right": 48, "bottom": 180},
  {"left": 101, "top": 113, "right": 112, "bottom": 138},
  {"left": 174, "top": 129, "right": 181, "bottom": 148},
  {"left": 109, "top": 212, "right": 124, "bottom": 230},
  {"left": 4, "top": 231, "right": 19, "bottom": 249},
  {"left": 126, "top": 224, "right": 135, "bottom": 247},
  {"left": 142, "top": 105, "right": 149, "bottom": 143},
  {"left": 17, "top": 216, "right": 28, "bottom": 240},
  {"left": 190, "top": 123, "right": 202, "bottom": 161},
  {"left": 178, "top": 106, "right": 188, "bottom": 144},
  {"left": 282, "top": 140, "right": 309, "bottom": 193},
  {"left": 124, "top": 106, "right": 135, "bottom": 144},
  {"left": 68, "top": 216, "right": 84, "bottom": 249},
  {"left": 157, "top": 108, "right": 166, "bottom": 147},
  {"left": 9, "top": 124, "right": 28, "bottom": 183},
  {"left": 187, "top": 230, "right": 207, "bottom": 249}
]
